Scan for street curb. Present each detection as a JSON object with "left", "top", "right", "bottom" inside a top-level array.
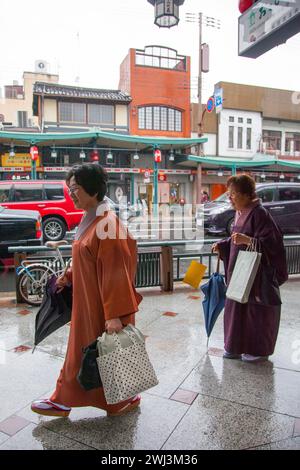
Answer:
[{"left": 0, "top": 294, "right": 16, "bottom": 308}]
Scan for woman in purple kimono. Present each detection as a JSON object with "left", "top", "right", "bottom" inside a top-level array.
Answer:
[{"left": 213, "top": 175, "right": 288, "bottom": 362}]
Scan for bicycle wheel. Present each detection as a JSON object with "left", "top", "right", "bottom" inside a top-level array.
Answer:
[{"left": 17, "top": 266, "right": 52, "bottom": 306}]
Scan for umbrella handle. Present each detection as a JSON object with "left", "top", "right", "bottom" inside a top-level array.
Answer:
[
  {"left": 62, "top": 258, "right": 72, "bottom": 278},
  {"left": 216, "top": 256, "right": 220, "bottom": 274},
  {"left": 211, "top": 247, "right": 221, "bottom": 273}
]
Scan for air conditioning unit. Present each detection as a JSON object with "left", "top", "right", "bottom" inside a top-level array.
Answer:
[{"left": 35, "top": 60, "right": 49, "bottom": 74}]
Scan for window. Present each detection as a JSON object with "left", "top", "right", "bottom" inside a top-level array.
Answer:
[
  {"left": 59, "top": 102, "right": 86, "bottom": 123},
  {"left": 88, "top": 104, "right": 114, "bottom": 125},
  {"left": 247, "top": 118, "right": 252, "bottom": 124},
  {"left": 18, "top": 111, "right": 28, "bottom": 128},
  {"left": 238, "top": 127, "right": 243, "bottom": 149},
  {"left": 279, "top": 188, "right": 300, "bottom": 201},
  {"left": 13, "top": 185, "right": 44, "bottom": 202},
  {"left": 0, "top": 185, "right": 10, "bottom": 203},
  {"left": 228, "top": 126, "right": 234, "bottom": 148},
  {"left": 153, "top": 107, "right": 160, "bottom": 130},
  {"left": 161, "top": 107, "right": 167, "bottom": 131},
  {"left": 175, "top": 110, "right": 182, "bottom": 132},
  {"left": 263, "top": 130, "right": 282, "bottom": 151},
  {"left": 247, "top": 128, "right": 252, "bottom": 150},
  {"left": 229, "top": 116, "right": 234, "bottom": 122},
  {"left": 285, "top": 132, "right": 300, "bottom": 153},
  {"left": 257, "top": 188, "right": 274, "bottom": 203},
  {"left": 168, "top": 108, "right": 175, "bottom": 131},
  {"left": 138, "top": 106, "right": 182, "bottom": 132},
  {"left": 44, "top": 184, "right": 64, "bottom": 201},
  {"left": 145, "top": 107, "right": 152, "bottom": 129},
  {"left": 138, "top": 108, "right": 145, "bottom": 129},
  {"left": 135, "top": 46, "right": 186, "bottom": 71},
  {"left": 238, "top": 117, "right": 243, "bottom": 123}
]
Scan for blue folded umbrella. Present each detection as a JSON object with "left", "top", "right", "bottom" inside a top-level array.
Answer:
[{"left": 201, "top": 265, "right": 226, "bottom": 347}]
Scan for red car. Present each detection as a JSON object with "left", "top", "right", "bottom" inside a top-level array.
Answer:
[{"left": 0, "top": 180, "right": 83, "bottom": 241}]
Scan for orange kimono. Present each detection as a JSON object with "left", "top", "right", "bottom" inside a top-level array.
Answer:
[{"left": 50, "top": 210, "right": 142, "bottom": 412}]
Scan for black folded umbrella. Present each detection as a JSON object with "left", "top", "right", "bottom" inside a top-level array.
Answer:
[{"left": 33, "top": 274, "right": 72, "bottom": 351}]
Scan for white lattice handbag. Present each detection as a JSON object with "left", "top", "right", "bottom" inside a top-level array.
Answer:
[{"left": 96, "top": 324, "right": 158, "bottom": 405}]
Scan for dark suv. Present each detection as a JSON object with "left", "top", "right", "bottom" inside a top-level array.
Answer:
[
  {"left": 202, "top": 183, "right": 300, "bottom": 235},
  {"left": 0, "top": 206, "right": 43, "bottom": 261}
]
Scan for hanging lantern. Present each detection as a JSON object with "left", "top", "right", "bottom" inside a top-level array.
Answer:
[
  {"left": 30, "top": 145, "right": 39, "bottom": 161},
  {"left": 90, "top": 149, "right": 99, "bottom": 162},
  {"left": 147, "top": 0, "right": 185, "bottom": 28},
  {"left": 154, "top": 149, "right": 162, "bottom": 163},
  {"left": 51, "top": 147, "right": 58, "bottom": 159}
]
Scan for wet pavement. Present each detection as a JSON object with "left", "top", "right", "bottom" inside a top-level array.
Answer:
[{"left": 0, "top": 279, "right": 299, "bottom": 450}]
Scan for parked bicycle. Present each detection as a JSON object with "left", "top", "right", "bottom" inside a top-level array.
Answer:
[{"left": 16, "top": 241, "right": 71, "bottom": 306}]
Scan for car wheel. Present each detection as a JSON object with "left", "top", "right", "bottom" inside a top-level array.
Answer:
[
  {"left": 43, "top": 217, "right": 66, "bottom": 241},
  {"left": 226, "top": 217, "right": 235, "bottom": 236}
]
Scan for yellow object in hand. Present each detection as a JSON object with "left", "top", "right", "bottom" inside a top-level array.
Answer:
[{"left": 183, "top": 261, "right": 207, "bottom": 289}]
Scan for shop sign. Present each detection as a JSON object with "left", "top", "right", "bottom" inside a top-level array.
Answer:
[
  {"left": 2, "top": 153, "right": 40, "bottom": 168},
  {"left": 158, "top": 173, "right": 167, "bottom": 182}
]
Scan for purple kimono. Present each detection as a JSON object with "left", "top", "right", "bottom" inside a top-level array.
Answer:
[{"left": 218, "top": 201, "right": 288, "bottom": 356}]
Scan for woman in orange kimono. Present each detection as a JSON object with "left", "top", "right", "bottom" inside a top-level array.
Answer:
[{"left": 31, "top": 163, "right": 142, "bottom": 417}]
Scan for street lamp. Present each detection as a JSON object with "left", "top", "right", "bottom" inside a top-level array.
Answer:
[{"left": 147, "top": 0, "right": 185, "bottom": 28}]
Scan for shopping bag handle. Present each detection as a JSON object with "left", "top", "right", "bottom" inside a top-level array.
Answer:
[{"left": 110, "top": 326, "right": 141, "bottom": 349}]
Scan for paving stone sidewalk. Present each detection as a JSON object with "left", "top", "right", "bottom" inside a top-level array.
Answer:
[{"left": 0, "top": 280, "right": 299, "bottom": 450}]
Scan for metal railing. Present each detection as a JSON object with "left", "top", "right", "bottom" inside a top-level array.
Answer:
[{"left": 8, "top": 236, "right": 300, "bottom": 303}]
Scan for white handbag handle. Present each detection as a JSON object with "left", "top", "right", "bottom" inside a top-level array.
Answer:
[{"left": 111, "top": 326, "right": 140, "bottom": 349}]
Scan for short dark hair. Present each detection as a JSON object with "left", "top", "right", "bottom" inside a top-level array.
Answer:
[
  {"left": 66, "top": 163, "right": 108, "bottom": 202},
  {"left": 227, "top": 175, "right": 256, "bottom": 199}
]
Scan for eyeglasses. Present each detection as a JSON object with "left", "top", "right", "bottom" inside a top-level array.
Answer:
[
  {"left": 68, "top": 185, "right": 80, "bottom": 194},
  {"left": 226, "top": 191, "right": 239, "bottom": 198}
]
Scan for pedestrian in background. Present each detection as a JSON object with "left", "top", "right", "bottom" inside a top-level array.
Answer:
[
  {"left": 213, "top": 175, "right": 288, "bottom": 362},
  {"left": 201, "top": 190, "right": 209, "bottom": 204}
]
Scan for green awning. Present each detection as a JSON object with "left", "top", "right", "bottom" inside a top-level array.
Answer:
[
  {"left": 0, "top": 130, "right": 207, "bottom": 150},
  {"left": 188, "top": 153, "right": 300, "bottom": 169}
]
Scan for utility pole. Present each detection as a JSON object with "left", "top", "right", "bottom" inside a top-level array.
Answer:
[
  {"left": 186, "top": 12, "right": 220, "bottom": 207},
  {"left": 198, "top": 12, "right": 203, "bottom": 141},
  {"left": 197, "top": 12, "right": 203, "bottom": 206}
]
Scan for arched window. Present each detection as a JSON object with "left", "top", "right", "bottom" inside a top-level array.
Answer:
[{"left": 138, "top": 106, "right": 182, "bottom": 132}]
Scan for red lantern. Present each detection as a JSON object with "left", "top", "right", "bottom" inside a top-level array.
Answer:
[
  {"left": 91, "top": 149, "right": 99, "bottom": 162},
  {"left": 30, "top": 145, "right": 39, "bottom": 161},
  {"left": 239, "top": 0, "right": 254, "bottom": 14},
  {"left": 154, "top": 149, "right": 162, "bottom": 163}
]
